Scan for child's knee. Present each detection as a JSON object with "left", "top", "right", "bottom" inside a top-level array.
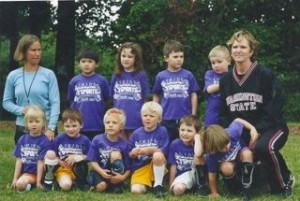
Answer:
[
  {"left": 58, "top": 178, "right": 73, "bottom": 191},
  {"left": 172, "top": 184, "right": 186, "bottom": 196},
  {"left": 220, "top": 162, "right": 235, "bottom": 176},
  {"left": 131, "top": 184, "right": 146, "bottom": 194},
  {"left": 152, "top": 152, "right": 165, "bottom": 165},
  {"left": 240, "top": 149, "right": 253, "bottom": 161},
  {"left": 110, "top": 150, "right": 122, "bottom": 162},
  {"left": 45, "top": 150, "right": 57, "bottom": 160},
  {"left": 95, "top": 182, "right": 107, "bottom": 192}
]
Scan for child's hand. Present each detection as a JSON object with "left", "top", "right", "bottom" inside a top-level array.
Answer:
[
  {"left": 36, "top": 182, "right": 43, "bottom": 190},
  {"left": 64, "top": 155, "right": 76, "bottom": 167},
  {"left": 249, "top": 127, "right": 259, "bottom": 150},
  {"left": 209, "top": 192, "right": 220, "bottom": 198},
  {"left": 129, "top": 148, "right": 140, "bottom": 158},
  {"left": 109, "top": 172, "right": 123, "bottom": 184},
  {"left": 100, "top": 169, "right": 112, "bottom": 180},
  {"left": 10, "top": 180, "right": 17, "bottom": 189}
]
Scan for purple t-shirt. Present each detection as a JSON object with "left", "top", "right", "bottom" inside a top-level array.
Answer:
[
  {"left": 68, "top": 74, "right": 110, "bottom": 132},
  {"left": 203, "top": 70, "right": 225, "bottom": 127},
  {"left": 153, "top": 69, "right": 199, "bottom": 120},
  {"left": 206, "top": 120, "right": 247, "bottom": 173},
  {"left": 168, "top": 139, "right": 194, "bottom": 177},
  {"left": 110, "top": 71, "right": 150, "bottom": 129},
  {"left": 128, "top": 125, "right": 169, "bottom": 171},
  {"left": 13, "top": 134, "right": 51, "bottom": 174},
  {"left": 52, "top": 133, "right": 91, "bottom": 160},
  {"left": 87, "top": 134, "right": 130, "bottom": 170}
]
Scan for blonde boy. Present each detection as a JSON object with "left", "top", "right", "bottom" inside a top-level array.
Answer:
[
  {"left": 204, "top": 45, "right": 230, "bottom": 127},
  {"left": 87, "top": 108, "right": 130, "bottom": 193},
  {"left": 128, "top": 101, "right": 169, "bottom": 197}
]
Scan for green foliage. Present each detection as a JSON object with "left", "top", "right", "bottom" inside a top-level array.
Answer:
[{"left": 41, "top": 32, "right": 56, "bottom": 70}]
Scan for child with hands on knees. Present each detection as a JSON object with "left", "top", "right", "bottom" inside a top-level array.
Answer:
[
  {"left": 87, "top": 108, "right": 130, "bottom": 193},
  {"left": 168, "top": 115, "right": 208, "bottom": 196},
  {"left": 43, "top": 108, "right": 91, "bottom": 191},
  {"left": 129, "top": 101, "right": 169, "bottom": 197},
  {"left": 11, "top": 105, "right": 52, "bottom": 192}
]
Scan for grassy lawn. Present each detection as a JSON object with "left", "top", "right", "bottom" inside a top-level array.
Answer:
[{"left": 0, "top": 122, "right": 299, "bottom": 201}]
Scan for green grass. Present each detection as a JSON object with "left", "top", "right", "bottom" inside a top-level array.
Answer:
[{"left": 0, "top": 123, "right": 299, "bottom": 201}]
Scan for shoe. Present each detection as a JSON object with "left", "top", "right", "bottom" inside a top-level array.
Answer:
[
  {"left": 44, "top": 182, "right": 54, "bottom": 191},
  {"left": 241, "top": 187, "right": 251, "bottom": 201},
  {"left": 282, "top": 173, "right": 295, "bottom": 197},
  {"left": 154, "top": 185, "right": 166, "bottom": 198},
  {"left": 195, "top": 184, "right": 209, "bottom": 196}
]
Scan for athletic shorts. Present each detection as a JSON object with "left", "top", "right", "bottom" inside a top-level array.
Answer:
[
  {"left": 171, "top": 170, "right": 196, "bottom": 190},
  {"left": 131, "top": 163, "right": 168, "bottom": 187},
  {"left": 55, "top": 167, "right": 76, "bottom": 181}
]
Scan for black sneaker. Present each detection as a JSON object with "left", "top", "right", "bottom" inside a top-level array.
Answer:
[
  {"left": 154, "top": 185, "right": 166, "bottom": 198},
  {"left": 241, "top": 187, "right": 251, "bottom": 201},
  {"left": 282, "top": 173, "right": 295, "bottom": 197},
  {"left": 44, "top": 181, "right": 54, "bottom": 191},
  {"left": 195, "top": 184, "right": 209, "bottom": 196}
]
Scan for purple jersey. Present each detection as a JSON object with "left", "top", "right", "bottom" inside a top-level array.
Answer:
[
  {"left": 13, "top": 134, "right": 51, "bottom": 174},
  {"left": 53, "top": 133, "right": 91, "bottom": 160},
  {"left": 152, "top": 69, "right": 199, "bottom": 120},
  {"left": 68, "top": 74, "right": 110, "bottom": 132},
  {"left": 110, "top": 71, "right": 150, "bottom": 129},
  {"left": 203, "top": 70, "right": 225, "bottom": 127},
  {"left": 128, "top": 125, "right": 169, "bottom": 171},
  {"left": 87, "top": 134, "right": 130, "bottom": 170},
  {"left": 206, "top": 120, "right": 247, "bottom": 173},
  {"left": 168, "top": 139, "right": 194, "bottom": 177}
]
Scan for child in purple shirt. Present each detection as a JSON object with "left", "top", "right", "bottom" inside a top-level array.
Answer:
[
  {"left": 11, "top": 105, "right": 51, "bottom": 192},
  {"left": 110, "top": 42, "right": 150, "bottom": 140},
  {"left": 204, "top": 118, "right": 258, "bottom": 200},
  {"left": 68, "top": 49, "right": 110, "bottom": 140},
  {"left": 87, "top": 108, "right": 131, "bottom": 193},
  {"left": 43, "top": 108, "right": 91, "bottom": 191},
  {"left": 129, "top": 101, "right": 169, "bottom": 197},
  {"left": 168, "top": 115, "right": 208, "bottom": 196},
  {"left": 153, "top": 40, "right": 199, "bottom": 141},
  {"left": 203, "top": 45, "right": 230, "bottom": 127}
]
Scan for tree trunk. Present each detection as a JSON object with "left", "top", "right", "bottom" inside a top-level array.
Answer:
[{"left": 55, "top": 0, "right": 76, "bottom": 111}]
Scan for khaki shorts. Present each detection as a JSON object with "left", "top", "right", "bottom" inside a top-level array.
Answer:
[{"left": 55, "top": 167, "right": 76, "bottom": 181}]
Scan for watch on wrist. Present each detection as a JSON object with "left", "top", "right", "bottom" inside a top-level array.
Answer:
[{"left": 48, "top": 128, "right": 55, "bottom": 132}]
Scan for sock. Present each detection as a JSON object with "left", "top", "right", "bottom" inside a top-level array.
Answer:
[
  {"left": 44, "top": 158, "right": 58, "bottom": 184},
  {"left": 241, "top": 162, "right": 254, "bottom": 189},
  {"left": 153, "top": 164, "right": 165, "bottom": 187},
  {"left": 195, "top": 164, "right": 206, "bottom": 186}
]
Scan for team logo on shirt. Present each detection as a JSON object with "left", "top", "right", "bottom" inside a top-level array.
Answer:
[
  {"left": 161, "top": 78, "right": 189, "bottom": 99},
  {"left": 226, "top": 92, "right": 263, "bottom": 112},
  {"left": 114, "top": 80, "right": 142, "bottom": 101},
  {"left": 74, "top": 82, "right": 102, "bottom": 102}
]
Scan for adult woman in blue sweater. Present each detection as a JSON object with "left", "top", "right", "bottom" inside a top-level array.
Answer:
[{"left": 3, "top": 34, "right": 60, "bottom": 143}]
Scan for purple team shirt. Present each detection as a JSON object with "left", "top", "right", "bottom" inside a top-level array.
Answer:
[
  {"left": 87, "top": 134, "right": 130, "bottom": 170},
  {"left": 68, "top": 74, "right": 110, "bottom": 132},
  {"left": 206, "top": 120, "right": 247, "bottom": 173},
  {"left": 203, "top": 70, "right": 225, "bottom": 127},
  {"left": 52, "top": 133, "right": 91, "bottom": 160},
  {"left": 168, "top": 139, "right": 194, "bottom": 177},
  {"left": 153, "top": 69, "right": 199, "bottom": 120},
  {"left": 110, "top": 71, "right": 150, "bottom": 130},
  {"left": 128, "top": 125, "right": 169, "bottom": 171},
  {"left": 13, "top": 134, "right": 52, "bottom": 174}
]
